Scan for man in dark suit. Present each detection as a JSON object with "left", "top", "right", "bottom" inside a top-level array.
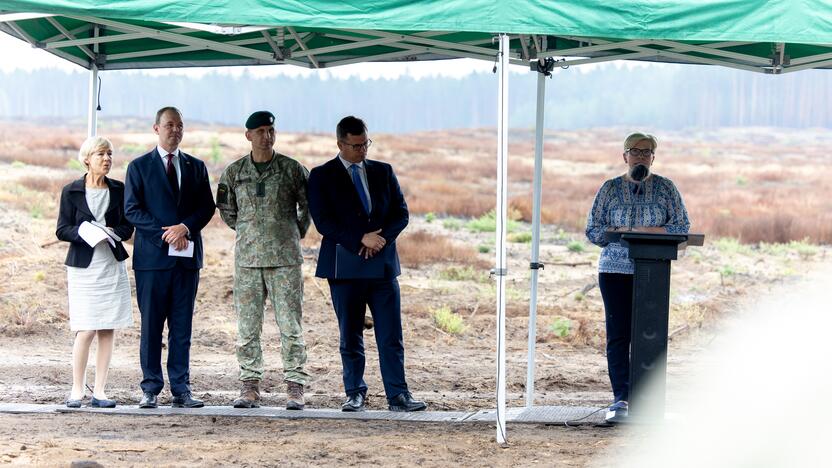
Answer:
[
  {"left": 308, "top": 116, "right": 426, "bottom": 412},
  {"left": 124, "top": 106, "right": 216, "bottom": 409}
]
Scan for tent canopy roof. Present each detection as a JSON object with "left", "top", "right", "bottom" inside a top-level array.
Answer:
[{"left": 2, "top": 1, "right": 832, "bottom": 73}]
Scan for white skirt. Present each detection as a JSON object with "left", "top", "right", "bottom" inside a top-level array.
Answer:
[{"left": 66, "top": 242, "right": 133, "bottom": 331}]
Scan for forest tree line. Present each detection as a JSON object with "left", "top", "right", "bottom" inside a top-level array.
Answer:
[{"left": 1, "top": 64, "right": 831, "bottom": 132}]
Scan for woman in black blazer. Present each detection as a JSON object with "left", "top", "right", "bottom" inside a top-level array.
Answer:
[{"left": 56, "top": 136, "right": 134, "bottom": 409}]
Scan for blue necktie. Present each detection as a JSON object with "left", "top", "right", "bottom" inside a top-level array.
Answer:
[{"left": 350, "top": 164, "right": 370, "bottom": 214}]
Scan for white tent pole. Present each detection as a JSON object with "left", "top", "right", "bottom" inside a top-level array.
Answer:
[
  {"left": 494, "top": 32, "right": 509, "bottom": 446},
  {"left": 87, "top": 63, "right": 98, "bottom": 137},
  {"left": 86, "top": 25, "right": 99, "bottom": 137},
  {"left": 525, "top": 66, "right": 546, "bottom": 408}
]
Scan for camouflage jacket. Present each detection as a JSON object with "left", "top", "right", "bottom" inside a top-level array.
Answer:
[{"left": 217, "top": 151, "right": 310, "bottom": 267}]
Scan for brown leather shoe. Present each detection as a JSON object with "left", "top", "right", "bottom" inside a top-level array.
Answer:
[
  {"left": 286, "top": 381, "right": 305, "bottom": 410},
  {"left": 232, "top": 380, "right": 261, "bottom": 408}
]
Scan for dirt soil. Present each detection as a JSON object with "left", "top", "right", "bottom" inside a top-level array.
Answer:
[
  {"left": 0, "top": 414, "right": 631, "bottom": 467},
  {"left": 1, "top": 130, "right": 829, "bottom": 466}
]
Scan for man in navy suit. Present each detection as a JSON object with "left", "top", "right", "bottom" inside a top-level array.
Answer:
[
  {"left": 308, "top": 116, "right": 426, "bottom": 412},
  {"left": 124, "top": 106, "right": 216, "bottom": 409}
]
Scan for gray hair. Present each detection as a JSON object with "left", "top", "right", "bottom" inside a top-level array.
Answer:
[
  {"left": 623, "top": 132, "right": 658, "bottom": 151},
  {"left": 78, "top": 136, "right": 113, "bottom": 169}
]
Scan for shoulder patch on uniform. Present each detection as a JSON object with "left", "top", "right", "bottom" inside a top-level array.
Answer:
[{"left": 217, "top": 183, "right": 229, "bottom": 204}]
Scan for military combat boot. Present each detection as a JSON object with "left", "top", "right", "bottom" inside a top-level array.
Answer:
[
  {"left": 286, "top": 381, "right": 305, "bottom": 410},
  {"left": 232, "top": 380, "right": 261, "bottom": 408}
]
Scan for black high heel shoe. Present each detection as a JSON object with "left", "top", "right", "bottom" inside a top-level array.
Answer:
[
  {"left": 65, "top": 398, "right": 83, "bottom": 408},
  {"left": 90, "top": 397, "right": 117, "bottom": 408}
]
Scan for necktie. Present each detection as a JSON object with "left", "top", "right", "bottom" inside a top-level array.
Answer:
[
  {"left": 350, "top": 164, "right": 370, "bottom": 214},
  {"left": 166, "top": 153, "right": 180, "bottom": 199}
]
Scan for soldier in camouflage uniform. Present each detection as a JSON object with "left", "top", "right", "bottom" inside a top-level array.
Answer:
[{"left": 216, "top": 111, "right": 311, "bottom": 410}]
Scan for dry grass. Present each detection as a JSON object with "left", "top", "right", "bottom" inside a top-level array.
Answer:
[
  {"left": 0, "top": 126, "right": 83, "bottom": 168},
  {"left": 3, "top": 123, "right": 832, "bottom": 243},
  {"left": 397, "top": 230, "right": 488, "bottom": 269},
  {"left": 0, "top": 301, "right": 37, "bottom": 335},
  {"left": 385, "top": 128, "right": 832, "bottom": 243},
  {"left": 18, "top": 175, "right": 75, "bottom": 194}
]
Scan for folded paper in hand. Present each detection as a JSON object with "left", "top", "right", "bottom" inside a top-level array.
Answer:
[
  {"left": 78, "top": 221, "right": 115, "bottom": 248},
  {"left": 90, "top": 220, "right": 121, "bottom": 242},
  {"left": 168, "top": 240, "right": 195, "bottom": 258}
]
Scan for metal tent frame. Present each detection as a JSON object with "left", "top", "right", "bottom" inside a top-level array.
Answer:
[{"left": 3, "top": 7, "right": 832, "bottom": 444}]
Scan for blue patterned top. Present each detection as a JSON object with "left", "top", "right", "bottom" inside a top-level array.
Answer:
[{"left": 585, "top": 174, "right": 690, "bottom": 275}]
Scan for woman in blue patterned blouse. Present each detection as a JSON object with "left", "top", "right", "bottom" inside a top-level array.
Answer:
[{"left": 585, "top": 132, "right": 690, "bottom": 420}]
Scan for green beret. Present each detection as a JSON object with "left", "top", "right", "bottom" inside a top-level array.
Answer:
[{"left": 245, "top": 111, "right": 275, "bottom": 129}]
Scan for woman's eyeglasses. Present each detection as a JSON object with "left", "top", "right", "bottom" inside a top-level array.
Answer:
[{"left": 627, "top": 148, "right": 654, "bottom": 158}]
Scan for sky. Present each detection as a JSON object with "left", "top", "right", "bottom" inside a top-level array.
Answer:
[{"left": 0, "top": 31, "right": 515, "bottom": 80}]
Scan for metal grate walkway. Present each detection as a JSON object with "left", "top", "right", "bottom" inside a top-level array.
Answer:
[{"left": 0, "top": 403, "right": 606, "bottom": 425}]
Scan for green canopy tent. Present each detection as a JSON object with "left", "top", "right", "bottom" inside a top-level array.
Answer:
[
  {"left": 3, "top": 0, "right": 832, "bottom": 73},
  {"left": 3, "top": 0, "right": 832, "bottom": 444}
]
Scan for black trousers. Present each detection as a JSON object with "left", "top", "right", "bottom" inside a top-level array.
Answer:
[
  {"left": 328, "top": 277, "right": 408, "bottom": 400},
  {"left": 598, "top": 272, "right": 633, "bottom": 403},
  {"left": 135, "top": 266, "right": 199, "bottom": 396}
]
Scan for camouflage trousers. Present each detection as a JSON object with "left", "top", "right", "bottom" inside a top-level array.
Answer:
[{"left": 234, "top": 264, "right": 309, "bottom": 385}]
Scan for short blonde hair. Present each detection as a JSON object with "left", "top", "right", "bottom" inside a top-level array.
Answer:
[
  {"left": 78, "top": 136, "right": 113, "bottom": 168},
  {"left": 623, "top": 132, "right": 658, "bottom": 151}
]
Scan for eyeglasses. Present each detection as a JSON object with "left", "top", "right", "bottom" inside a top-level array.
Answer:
[
  {"left": 627, "top": 148, "right": 654, "bottom": 158},
  {"left": 340, "top": 139, "right": 373, "bottom": 151}
]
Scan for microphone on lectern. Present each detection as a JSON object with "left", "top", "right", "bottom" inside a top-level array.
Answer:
[
  {"left": 630, "top": 164, "right": 649, "bottom": 182},
  {"left": 627, "top": 164, "right": 650, "bottom": 231}
]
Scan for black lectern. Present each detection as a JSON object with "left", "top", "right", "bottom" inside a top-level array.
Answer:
[{"left": 605, "top": 231, "right": 704, "bottom": 421}]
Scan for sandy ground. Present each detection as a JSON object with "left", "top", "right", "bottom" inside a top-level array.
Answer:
[{"left": 0, "top": 414, "right": 630, "bottom": 467}]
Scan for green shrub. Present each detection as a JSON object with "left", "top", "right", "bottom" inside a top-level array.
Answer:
[
  {"left": 11, "top": 161, "right": 25, "bottom": 168},
  {"left": 714, "top": 237, "right": 752, "bottom": 255},
  {"left": 686, "top": 249, "right": 704, "bottom": 263},
  {"left": 33, "top": 271, "right": 46, "bottom": 282},
  {"left": 548, "top": 317, "right": 572, "bottom": 338},
  {"left": 566, "top": 240, "right": 585, "bottom": 253},
  {"left": 443, "top": 218, "right": 463, "bottom": 231},
  {"left": 439, "top": 266, "right": 487, "bottom": 282},
  {"left": 432, "top": 306, "right": 465, "bottom": 334},
  {"left": 478, "top": 244, "right": 490, "bottom": 254},
  {"left": 466, "top": 210, "right": 519, "bottom": 233},
  {"left": 788, "top": 239, "right": 818, "bottom": 257},
  {"left": 66, "top": 158, "right": 85, "bottom": 171},
  {"left": 508, "top": 231, "right": 532, "bottom": 243},
  {"left": 761, "top": 238, "right": 818, "bottom": 258},
  {"left": 29, "top": 204, "right": 44, "bottom": 219},
  {"left": 425, "top": 212, "right": 435, "bottom": 223}
]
